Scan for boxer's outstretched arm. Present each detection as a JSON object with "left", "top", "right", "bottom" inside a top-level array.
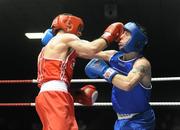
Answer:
[{"left": 67, "top": 22, "right": 124, "bottom": 58}]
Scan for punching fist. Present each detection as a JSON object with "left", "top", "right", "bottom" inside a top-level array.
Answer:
[
  {"left": 41, "top": 29, "right": 54, "bottom": 46},
  {"left": 75, "top": 85, "right": 98, "bottom": 106},
  {"left": 85, "top": 58, "right": 118, "bottom": 83},
  {"left": 101, "top": 22, "right": 124, "bottom": 44}
]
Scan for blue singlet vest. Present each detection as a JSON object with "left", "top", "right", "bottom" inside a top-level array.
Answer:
[{"left": 109, "top": 51, "right": 151, "bottom": 114}]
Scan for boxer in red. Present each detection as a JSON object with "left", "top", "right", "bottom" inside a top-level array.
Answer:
[{"left": 35, "top": 13, "right": 124, "bottom": 130}]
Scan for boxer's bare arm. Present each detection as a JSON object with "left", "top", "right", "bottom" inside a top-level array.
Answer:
[
  {"left": 94, "top": 50, "right": 117, "bottom": 61},
  {"left": 67, "top": 38, "right": 108, "bottom": 59},
  {"left": 65, "top": 22, "right": 124, "bottom": 59},
  {"left": 47, "top": 33, "right": 107, "bottom": 59}
]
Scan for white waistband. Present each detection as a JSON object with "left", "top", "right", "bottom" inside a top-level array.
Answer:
[
  {"left": 40, "top": 80, "right": 68, "bottom": 93},
  {"left": 117, "top": 113, "right": 138, "bottom": 120}
]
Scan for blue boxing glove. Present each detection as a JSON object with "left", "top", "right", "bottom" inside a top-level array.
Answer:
[
  {"left": 41, "top": 29, "right": 54, "bottom": 46},
  {"left": 85, "top": 58, "right": 118, "bottom": 83}
]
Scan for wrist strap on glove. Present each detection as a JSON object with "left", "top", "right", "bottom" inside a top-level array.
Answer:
[{"left": 103, "top": 68, "right": 118, "bottom": 83}]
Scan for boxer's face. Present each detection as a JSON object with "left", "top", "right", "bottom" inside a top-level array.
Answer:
[{"left": 118, "top": 30, "right": 131, "bottom": 50}]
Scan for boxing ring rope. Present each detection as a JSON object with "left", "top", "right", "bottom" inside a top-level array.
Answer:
[
  {"left": 0, "top": 101, "right": 179, "bottom": 107},
  {"left": 0, "top": 76, "right": 180, "bottom": 84},
  {"left": 0, "top": 102, "right": 180, "bottom": 107},
  {"left": 0, "top": 76, "right": 180, "bottom": 107}
]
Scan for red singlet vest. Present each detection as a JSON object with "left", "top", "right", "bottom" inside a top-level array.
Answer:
[{"left": 37, "top": 48, "right": 77, "bottom": 87}]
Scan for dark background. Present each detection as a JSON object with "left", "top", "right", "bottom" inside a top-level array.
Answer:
[{"left": 0, "top": 0, "right": 180, "bottom": 129}]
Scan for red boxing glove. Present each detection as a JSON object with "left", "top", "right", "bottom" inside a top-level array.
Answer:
[
  {"left": 101, "top": 22, "right": 124, "bottom": 44},
  {"left": 75, "top": 85, "right": 98, "bottom": 106}
]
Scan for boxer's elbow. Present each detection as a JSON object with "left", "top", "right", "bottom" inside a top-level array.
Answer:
[
  {"left": 122, "top": 83, "right": 134, "bottom": 91},
  {"left": 116, "top": 82, "right": 133, "bottom": 91},
  {"left": 112, "top": 76, "right": 134, "bottom": 91}
]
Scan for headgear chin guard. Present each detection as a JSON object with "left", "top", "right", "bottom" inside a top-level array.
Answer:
[
  {"left": 51, "top": 14, "right": 84, "bottom": 35},
  {"left": 121, "top": 22, "right": 148, "bottom": 53}
]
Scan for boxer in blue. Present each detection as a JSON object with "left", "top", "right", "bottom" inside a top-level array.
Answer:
[{"left": 85, "top": 22, "right": 155, "bottom": 130}]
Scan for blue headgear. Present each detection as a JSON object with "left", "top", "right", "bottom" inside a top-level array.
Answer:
[{"left": 121, "top": 22, "right": 148, "bottom": 53}]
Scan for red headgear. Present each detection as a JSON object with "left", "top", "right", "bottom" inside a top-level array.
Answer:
[{"left": 51, "top": 14, "right": 84, "bottom": 35}]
